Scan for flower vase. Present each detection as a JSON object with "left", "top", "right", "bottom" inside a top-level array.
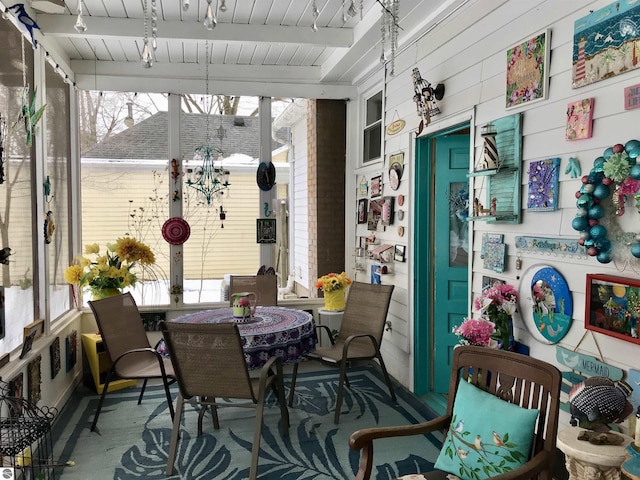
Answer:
[
  {"left": 324, "top": 289, "right": 346, "bottom": 311},
  {"left": 92, "top": 288, "right": 121, "bottom": 300}
]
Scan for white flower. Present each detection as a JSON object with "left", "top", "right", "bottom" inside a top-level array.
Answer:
[{"left": 501, "top": 302, "right": 517, "bottom": 315}]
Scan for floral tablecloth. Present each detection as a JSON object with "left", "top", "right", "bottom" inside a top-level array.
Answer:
[{"left": 162, "top": 306, "right": 317, "bottom": 369}]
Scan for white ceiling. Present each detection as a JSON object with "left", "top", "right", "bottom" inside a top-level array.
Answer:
[{"left": 7, "top": 0, "right": 468, "bottom": 98}]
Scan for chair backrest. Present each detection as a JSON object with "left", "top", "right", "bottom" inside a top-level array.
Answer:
[
  {"left": 160, "top": 322, "right": 255, "bottom": 401},
  {"left": 447, "top": 346, "right": 561, "bottom": 472},
  {"left": 337, "top": 282, "right": 394, "bottom": 350},
  {"left": 229, "top": 275, "right": 278, "bottom": 306},
  {"left": 88, "top": 293, "right": 153, "bottom": 372}
]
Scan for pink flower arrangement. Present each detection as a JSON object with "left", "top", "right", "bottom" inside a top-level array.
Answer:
[
  {"left": 473, "top": 283, "right": 519, "bottom": 350},
  {"left": 452, "top": 318, "right": 496, "bottom": 347}
]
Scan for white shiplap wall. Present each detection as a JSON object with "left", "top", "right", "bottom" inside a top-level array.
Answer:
[{"left": 350, "top": 0, "right": 640, "bottom": 425}]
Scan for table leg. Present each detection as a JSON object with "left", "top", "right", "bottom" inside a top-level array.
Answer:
[{"left": 565, "top": 455, "right": 622, "bottom": 480}]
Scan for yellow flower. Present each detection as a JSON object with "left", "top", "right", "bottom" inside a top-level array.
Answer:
[
  {"left": 84, "top": 243, "right": 99, "bottom": 255},
  {"left": 316, "top": 271, "right": 352, "bottom": 292},
  {"left": 77, "top": 256, "right": 91, "bottom": 268},
  {"left": 64, "top": 265, "right": 84, "bottom": 284}
]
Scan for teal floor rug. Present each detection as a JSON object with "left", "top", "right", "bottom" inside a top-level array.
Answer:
[{"left": 52, "top": 365, "right": 442, "bottom": 479}]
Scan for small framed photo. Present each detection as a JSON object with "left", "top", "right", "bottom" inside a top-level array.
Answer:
[
  {"left": 256, "top": 218, "right": 276, "bottom": 244},
  {"left": 585, "top": 274, "right": 640, "bottom": 344},
  {"left": 370, "top": 175, "right": 382, "bottom": 198},
  {"left": 506, "top": 29, "right": 550, "bottom": 109},
  {"left": 24, "top": 318, "right": 44, "bottom": 341},
  {"left": 357, "top": 199, "right": 368, "bottom": 224},
  {"left": 394, "top": 244, "right": 406, "bottom": 262}
]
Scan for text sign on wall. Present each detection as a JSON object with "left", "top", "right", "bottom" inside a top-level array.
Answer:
[{"left": 624, "top": 83, "right": 640, "bottom": 110}]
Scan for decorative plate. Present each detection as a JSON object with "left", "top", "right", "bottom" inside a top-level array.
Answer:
[
  {"left": 257, "top": 161, "right": 276, "bottom": 191},
  {"left": 162, "top": 217, "right": 191, "bottom": 245},
  {"left": 518, "top": 264, "right": 573, "bottom": 344},
  {"left": 389, "top": 168, "right": 400, "bottom": 191}
]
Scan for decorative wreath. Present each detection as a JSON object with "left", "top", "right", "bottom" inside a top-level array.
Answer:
[{"left": 572, "top": 139, "right": 640, "bottom": 263}]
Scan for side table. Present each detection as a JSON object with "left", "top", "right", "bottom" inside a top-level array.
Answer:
[
  {"left": 557, "top": 427, "right": 633, "bottom": 480},
  {"left": 317, "top": 308, "right": 344, "bottom": 346}
]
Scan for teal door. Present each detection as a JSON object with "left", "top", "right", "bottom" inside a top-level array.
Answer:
[{"left": 414, "top": 127, "right": 470, "bottom": 395}]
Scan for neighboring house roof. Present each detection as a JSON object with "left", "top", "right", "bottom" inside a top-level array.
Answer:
[{"left": 84, "top": 112, "right": 286, "bottom": 160}]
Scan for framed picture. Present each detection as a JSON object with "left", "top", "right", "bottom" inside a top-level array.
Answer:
[
  {"left": 527, "top": 158, "right": 560, "bottom": 211},
  {"left": 381, "top": 196, "right": 394, "bottom": 226},
  {"left": 370, "top": 265, "right": 381, "bottom": 284},
  {"left": 585, "top": 273, "right": 640, "bottom": 344},
  {"left": 256, "top": 218, "right": 276, "bottom": 244},
  {"left": 370, "top": 175, "right": 382, "bottom": 198},
  {"left": 573, "top": 1, "right": 640, "bottom": 88},
  {"left": 24, "top": 318, "right": 44, "bottom": 341},
  {"left": 28, "top": 355, "right": 41, "bottom": 404},
  {"left": 394, "top": 244, "right": 406, "bottom": 262},
  {"left": 506, "top": 29, "right": 550, "bottom": 109},
  {"left": 50, "top": 337, "right": 61, "bottom": 379},
  {"left": 66, "top": 330, "right": 77, "bottom": 372},
  {"left": 566, "top": 98, "right": 595, "bottom": 140},
  {"left": 367, "top": 199, "right": 384, "bottom": 231},
  {"left": 20, "top": 328, "right": 37, "bottom": 360},
  {"left": 357, "top": 199, "right": 368, "bottom": 224}
]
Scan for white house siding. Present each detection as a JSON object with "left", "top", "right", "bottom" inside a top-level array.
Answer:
[
  {"left": 349, "top": 0, "right": 640, "bottom": 427},
  {"left": 292, "top": 118, "right": 310, "bottom": 293}
]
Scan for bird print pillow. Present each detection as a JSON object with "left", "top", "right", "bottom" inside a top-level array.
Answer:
[{"left": 434, "top": 380, "right": 539, "bottom": 480}]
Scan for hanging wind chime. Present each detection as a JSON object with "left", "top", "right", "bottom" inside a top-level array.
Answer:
[{"left": 13, "top": 36, "right": 46, "bottom": 147}]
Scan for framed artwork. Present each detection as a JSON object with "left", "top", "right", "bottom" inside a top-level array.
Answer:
[
  {"left": 358, "top": 176, "right": 368, "bottom": 197},
  {"left": 527, "top": 158, "right": 560, "bottom": 211},
  {"left": 506, "top": 29, "right": 550, "bottom": 109},
  {"left": 367, "top": 199, "right": 384, "bottom": 231},
  {"left": 23, "top": 318, "right": 44, "bottom": 341},
  {"left": 357, "top": 199, "right": 368, "bottom": 224},
  {"left": 394, "top": 244, "right": 406, "bottom": 262},
  {"left": 20, "top": 328, "right": 37, "bottom": 360},
  {"left": 370, "top": 175, "right": 382, "bottom": 198},
  {"left": 370, "top": 265, "right": 381, "bottom": 284},
  {"left": 388, "top": 152, "right": 404, "bottom": 169},
  {"left": 482, "top": 276, "right": 505, "bottom": 292},
  {"left": 50, "top": 336, "right": 61, "bottom": 379},
  {"left": 28, "top": 355, "right": 41, "bottom": 404},
  {"left": 483, "top": 243, "right": 506, "bottom": 273},
  {"left": 381, "top": 196, "right": 394, "bottom": 226},
  {"left": 66, "top": 330, "right": 77, "bottom": 372},
  {"left": 480, "top": 233, "right": 504, "bottom": 259},
  {"left": 585, "top": 273, "right": 640, "bottom": 344},
  {"left": 8, "top": 372, "right": 23, "bottom": 417},
  {"left": 573, "top": 1, "right": 640, "bottom": 88},
  {"left": 566, "top": 98, "right": 595, "bottom": 140},
  {"left": 256, "top": 218, "right": 276, "bottom": 244}
]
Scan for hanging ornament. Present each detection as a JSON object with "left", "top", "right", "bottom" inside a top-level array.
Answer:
[
  {"left": 204, "top": 0, "right": 218, "bottom": 30},
  {"left": 311, "top": 0, "right": 319, "bottom": 32},
  {"left": 74, "top": 0, "right": 87, "bottom": 33},
  {"left": 13, "top": 38, "right": 46, "bottom": 147},
  {"left": 140, "top": 0, "right": 153, "bottom": 68},
  {"left": 43, "top": 176, "right": 55, "bottom": 245}
]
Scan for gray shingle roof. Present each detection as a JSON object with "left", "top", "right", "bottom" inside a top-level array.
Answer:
[{"left": 84, "top": 112, "right": 284, "bottom": 160}]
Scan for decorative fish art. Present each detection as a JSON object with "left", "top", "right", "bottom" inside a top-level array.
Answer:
[{"left": 568, "top": 376, "right": 634, "bottom": 432}]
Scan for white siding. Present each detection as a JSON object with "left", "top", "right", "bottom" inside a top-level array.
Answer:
[
  {"left": 349, "top": 0, "right": 640, "bottom": 416},
  {"left": 292, "top": 118, "right": 310, "bottom": 291}
]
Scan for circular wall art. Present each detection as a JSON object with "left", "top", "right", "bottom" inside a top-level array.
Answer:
[
  {"left": 162, "top": 217, "right": 191, "bottom": 245},
  {"left": 257, "top": 161, "right": 276, "bottom": 191},
  {"left": 518, "top": 264, "right": 573, "bottom": 344}
]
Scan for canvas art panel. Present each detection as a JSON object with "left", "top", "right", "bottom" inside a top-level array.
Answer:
[
  {"left": 256, "top": 218, "right": 276, "bottom": 244},
  {"left": 527, "top": 158, "right": 560, "bottom": 211},
  {"left": 370, "top": 175, "right": 382, "bottom": 198},
  {"left": 566, "top": 98, "right": 595, "bottom": 140},
  {"left": 50, "top": 336, "right": 61, "bottom": 379},
  {"left": 357, "top": 198, "right": 368, "bottom": 224},
  {"left": 483, "top": 243, "right": 506, "bottom": 273},
  {"left": 66, "top": 330, "right": 77, "bottom": 372},
  {"left": 572, "top": 0, "right": 640, "bottom": 88},
  {"left": 506, "top": 30, "right": 550, "bottom": 109},
  {"left": 28, "top": 355, "right": 42, "bottom": 404}
]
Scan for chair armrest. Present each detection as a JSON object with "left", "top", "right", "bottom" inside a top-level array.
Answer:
[
  {"left": 349, "top": 415, "right": 451, "bottom": 480},
  {"left": 343, "top": 333, "right": 377, "bottom": 356},
  {"left": 315, "top": 324, "right": 336, "bottom": 345},
  {"left": 349, "top": 414, "right": 451, "bottom": 450}
]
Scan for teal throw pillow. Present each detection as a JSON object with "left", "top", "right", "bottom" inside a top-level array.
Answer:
[{"left": 434, "top": 379, "right": 539, "bottom": 480}]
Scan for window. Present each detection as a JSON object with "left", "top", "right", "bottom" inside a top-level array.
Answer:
[
  {"left": 0, "top": 26, "right": 35, "bottom": 354},
  {"left": 363, "top": 91, "right": 382, "bottom": 163}
]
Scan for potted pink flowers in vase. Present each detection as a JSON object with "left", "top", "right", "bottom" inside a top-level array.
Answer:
[
  {"left": 473, "top": 283, "right": 519, "bottom": 351},
  {"left": 452, "top": 317, "right": 498, "bottom": 348}
]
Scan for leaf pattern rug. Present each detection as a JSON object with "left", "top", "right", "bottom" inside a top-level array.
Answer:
[{"left": 52, "top": 365, "right": 442, "bottom": 479}]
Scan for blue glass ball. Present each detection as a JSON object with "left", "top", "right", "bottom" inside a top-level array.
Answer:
[
  {"left": 592, "top": 183, "right": 611, "bottom": 200},
  {"left": 597, "top": 251, "right": 613, "bottom": 263},
  {"left": 588, "top": 204, "right": 605, "bottom": 219},
  {"left": 631, "top": 164, "right": 640, "bottom": 180},
  {"left": 595, "top": 238, "right": 611, "bottom": 253},
  {"left": 632, "top": 242, "right": 640, "bottom": 258},
  {"left": 576, "top": 194, "right": 594, "bottom": 208},
  {"left": 577, "top": 207, "right": 589, "bottom": 217},
  {"left": 590, "top": 224, "right": 607, "bottom": 239},
  {"left": 582, "top": 184, "right": 595, "bottom": 194},
  {"left": 572, "top": 216, "right": 589, "bottom": 231},
  {"left": 625, "top": 140, "right": 640, "bottom": 153},
  {"left": 629, "top": 147, "right": 640, "bottom": 160},
  {"left": 588, "top": 171, "right": 604, "bottom": 184},
  {"left": 603, "top": 147, "right": 614, "bottom": 159},
  {"left": 580, "top": 231, "right": 591, "bottom": 240},
  {"left": 593, "top": 157, "right": 606, "bottom": 170}
]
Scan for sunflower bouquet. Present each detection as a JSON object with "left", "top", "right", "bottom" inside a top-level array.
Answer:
[
  {"left": 316, "top": 271, "right": 352, "bottom": 292},
  {"left": 64, "top": 237, "right": 155, "bottom": 299}
]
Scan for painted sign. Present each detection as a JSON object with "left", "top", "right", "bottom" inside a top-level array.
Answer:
[
  {"left": 555, "top": 345, "right": 623, "bottom": 380},
  {"left": 625, "top": 83, "right": 640, "bottom": 110},
  {"left": 386, "top": 119, "right": 405, "bottom": 136}
]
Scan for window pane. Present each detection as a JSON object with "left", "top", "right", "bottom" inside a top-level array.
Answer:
[
  {"left": 45, "top": 61, "right": 72, "bottom": 320},
  {"left": 0, "top": 27, "right": 35, "bottom": 353},
  {"left": 79, "top": 91, "right": 170, "bottom": 306},
  {"left": 363, "top": 123, "right": 381, "bottom": 162},
  {"left": 181, "top": 95, "right": 262, "bottom": 303},
  {"left": 365, "top": 91, "right": 382, "bottom": 126}
]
